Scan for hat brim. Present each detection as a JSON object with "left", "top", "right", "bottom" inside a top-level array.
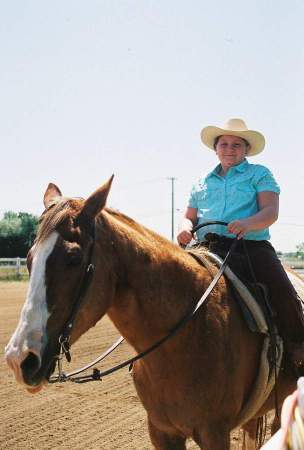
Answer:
[{"left": 201, "top": 126, "right": 265, "bottom": 156}]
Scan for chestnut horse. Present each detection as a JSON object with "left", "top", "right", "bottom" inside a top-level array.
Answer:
[{"left": 5, "top": 177, "right": 301, "bottom": 449}]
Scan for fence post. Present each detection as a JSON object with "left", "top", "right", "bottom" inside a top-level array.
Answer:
[{"left": 16, "top": 257, "right": 21, "bottom": 279}]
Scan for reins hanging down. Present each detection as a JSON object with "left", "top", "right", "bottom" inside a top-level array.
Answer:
[{"left": 50, "top": 221, "right": 237, "bottom": 384}]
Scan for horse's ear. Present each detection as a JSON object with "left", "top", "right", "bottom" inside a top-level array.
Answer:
[
  {"left": 81, "top": 175, "right": 114, "bottom": 220},
  {"left": 43, "top": 183, "right": 62, "bottom": 209}
]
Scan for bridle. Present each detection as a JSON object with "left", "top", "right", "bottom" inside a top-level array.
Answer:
[
  {"left": 57, "top": 225, "right": 96, "bottom": 364},
  {"left": 49, "top": 221, "right": 237, "bottom": 384}
]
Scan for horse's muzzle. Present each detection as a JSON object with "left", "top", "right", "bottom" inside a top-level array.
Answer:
[{"left": 20, "top": 352, "right": 42, "bottom": 386}]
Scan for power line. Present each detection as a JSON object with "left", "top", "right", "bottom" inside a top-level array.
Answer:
[{"left": 167, "top": 177, "right": 176, "bottom": 241}]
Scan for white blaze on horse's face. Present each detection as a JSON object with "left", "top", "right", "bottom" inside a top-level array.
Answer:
[{"left": 5, "top": 232, "right": 58, "bottom": 386}]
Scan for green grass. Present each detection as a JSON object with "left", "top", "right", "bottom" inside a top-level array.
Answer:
[{"left": 0, "top": 266, "right": 29, "bottom": 281}]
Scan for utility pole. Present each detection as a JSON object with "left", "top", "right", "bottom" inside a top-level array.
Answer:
[{"left": 167, "top": 177, "right": 176, "bottom": 242}]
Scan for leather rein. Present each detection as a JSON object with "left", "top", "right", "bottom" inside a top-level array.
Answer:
[{"left": 49, "top": 221, "right": 236, "bottom": 384}]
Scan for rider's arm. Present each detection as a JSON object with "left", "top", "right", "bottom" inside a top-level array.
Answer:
[
  {"left": 177, "top": 207, "right": 198, "bottom": 246},
  {"left": 228, "top": 191, "right": 279, "bottom": 239}
]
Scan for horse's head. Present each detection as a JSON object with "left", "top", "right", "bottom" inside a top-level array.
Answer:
[{"left": 5, "top": 176, "right": 114, "bottom": 393}]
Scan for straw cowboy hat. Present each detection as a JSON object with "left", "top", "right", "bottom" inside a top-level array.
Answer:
[{"left": 200, "top": 118, "right": 265, "bottom": 156}]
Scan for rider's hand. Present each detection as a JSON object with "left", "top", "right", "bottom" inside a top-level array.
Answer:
[
  {"left": 177, "top": 229, "right": 193, "bottom": 246},
  {"left": 227, "top": 219, "right": 251, "bottom": 239}
]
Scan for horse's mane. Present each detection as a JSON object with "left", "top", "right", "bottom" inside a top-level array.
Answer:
[
  {"left": 35, "top": 198, "right": 83, "bottom": 246},
  {"left": 34, "top": 199, "right": 173, "bottom": 250}
]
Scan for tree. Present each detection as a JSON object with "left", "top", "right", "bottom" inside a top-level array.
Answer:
[
  {"left": 296, "top": 242, "right": 304, "bottom": 260},
  {"left": 0, "top": 211, "right": 39, "bottom": 257}
]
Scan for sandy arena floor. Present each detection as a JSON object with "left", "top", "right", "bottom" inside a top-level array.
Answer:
[{"left": 0, "top": 282, "right": 268, "bottom": 449}]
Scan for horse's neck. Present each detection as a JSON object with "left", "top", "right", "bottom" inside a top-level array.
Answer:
[{"left": 99, "top": 216, "right": 211, "bottom": 351}]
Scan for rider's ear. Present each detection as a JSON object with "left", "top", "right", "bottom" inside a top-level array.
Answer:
[
  {"left": 80, "top": 175, "right": 114, "bottom": 221},
  {"left": 43, "top": 183, "right": 62, "bottom": 208}
]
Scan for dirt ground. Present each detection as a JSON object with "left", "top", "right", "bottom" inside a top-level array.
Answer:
[{"left": 0, "top": 282, "right": 268, "bottom": 450}]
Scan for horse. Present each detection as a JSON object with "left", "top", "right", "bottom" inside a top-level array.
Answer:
[{"left": 5, "top": 177, "right": 302, "bottom": 449}]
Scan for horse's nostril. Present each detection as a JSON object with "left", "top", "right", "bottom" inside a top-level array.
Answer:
[{"left": 20, "top": 352, "right": 41, "bottom": 384}]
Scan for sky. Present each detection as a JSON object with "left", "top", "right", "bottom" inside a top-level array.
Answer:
[{"left": 1, "top": 0, "right": 304, "bottom": 252}]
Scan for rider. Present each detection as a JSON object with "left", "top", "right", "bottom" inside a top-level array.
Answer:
[{"left": 177, "top": 118, "right": 304, "bottom": 372}]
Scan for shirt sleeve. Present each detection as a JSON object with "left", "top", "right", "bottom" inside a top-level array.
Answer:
[
  {"left": 187, "top": 183, "right": 199, "bottom": 208},
  {"left": 255, "top": 167, "right": 280, "bottom": 194}
]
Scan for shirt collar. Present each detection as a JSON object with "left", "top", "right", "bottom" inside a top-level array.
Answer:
[
  {"left": 233, "top": 159, "right": 249, "bottom": 173},
  {"left": 206, "top": 158, "right": 249, "bottom": 179}
]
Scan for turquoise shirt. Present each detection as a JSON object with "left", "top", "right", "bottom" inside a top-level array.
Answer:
[{"left": 188, "top": 159, "right": 280, "bottom": 241}]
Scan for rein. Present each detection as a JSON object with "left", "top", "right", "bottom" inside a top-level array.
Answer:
[{"left": 49, "top": 221, "right": 236, "bottom": 384}]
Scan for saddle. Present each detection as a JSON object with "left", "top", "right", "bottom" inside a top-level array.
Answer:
[
  {"left": 189, "top": 233, "right": 276, "bottom": 332},
  {"left": 187, "top": 245, "right": 272, "bottom": 334}
]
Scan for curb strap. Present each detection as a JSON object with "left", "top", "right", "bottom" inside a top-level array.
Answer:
[{"left": 50, "top": 336, "right": 125, "bottom": 383}]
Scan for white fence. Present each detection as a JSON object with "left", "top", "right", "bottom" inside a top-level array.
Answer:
[
  {"left": 0, "top": 257, "right": 302, "bottom": 279},
  {"left": 0, "top": 258, "right": 27, "bottom": 277}
]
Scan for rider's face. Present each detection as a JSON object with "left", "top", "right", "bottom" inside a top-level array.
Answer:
[{"left": 215, "top": 135, "right": 249, "bottom": 171}]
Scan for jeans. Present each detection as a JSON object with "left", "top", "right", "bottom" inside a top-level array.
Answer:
[{"left": 200, "top": 235, "right": 304, "bottom": 343}]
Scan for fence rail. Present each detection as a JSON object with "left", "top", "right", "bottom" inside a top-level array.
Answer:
[
  {"left": 0, "top": 257, "right": 302, "bottom": 280},
  {"left": 0, "top": 258, "right": 27, "bottom": 278}
]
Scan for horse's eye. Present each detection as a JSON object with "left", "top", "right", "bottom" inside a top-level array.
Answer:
[{"left": 65, "top": 248, "right": 83, "bottom": 266}]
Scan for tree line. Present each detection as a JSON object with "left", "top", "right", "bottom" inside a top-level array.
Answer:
[
  {"left": 0, "top": 212, "right": 39, "bottom": 257},
  {"left": 0, "top": 210, "right": 304, "bottom": 259}
]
